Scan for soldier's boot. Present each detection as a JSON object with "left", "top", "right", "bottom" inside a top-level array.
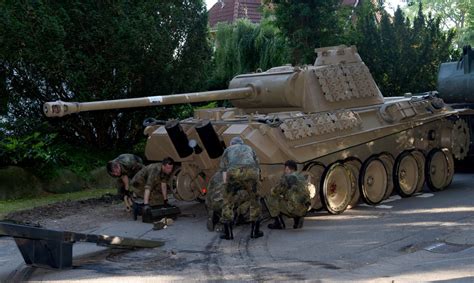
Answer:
[
  {"left": 250, "top": 220, "right": 264, "bottom": 238},
  {"left": 268, "top": 215, "right": 285, "bottom": 229},
  {"left": 206, "top": 216, "right": 214, "bottom": 232},
  {"left": 207, "top": 211, "right": 219, "bottom": 232},
  {"left": 293, "top": 216, "right": 304, "bottom": 229},
  {"left": 220, "top": 222, "right": 234, "bottom": 240},
  {"left": 132, "top": 202, "right": 144, "bottom": 221}
]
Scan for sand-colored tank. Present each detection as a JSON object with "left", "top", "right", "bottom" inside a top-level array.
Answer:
[{"left": 44, "top": 45, "right": 469, "bottom": 214}]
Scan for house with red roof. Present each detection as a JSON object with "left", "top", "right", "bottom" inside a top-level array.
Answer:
[{"left": 208, "top": 0, "right": 365, "bottom": 29}]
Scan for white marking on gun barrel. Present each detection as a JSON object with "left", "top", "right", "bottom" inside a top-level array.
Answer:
[{"left": 149, "top": 96, "right": 163, "bottom": 104}]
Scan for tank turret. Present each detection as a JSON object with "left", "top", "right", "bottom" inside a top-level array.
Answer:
[
  {"left": 45, "top": 46, "right": 384, "bottom": 117},
  {"left": 438, "top": 45, "right": 474, "bottom": 104},
  {"left": 44, "top": 45, "right": 469, "bottom": 215}
]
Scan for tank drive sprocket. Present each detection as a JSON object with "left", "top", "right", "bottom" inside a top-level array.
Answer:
[{"left": 451, "top": 119, "right": 470, "bottom": 160}]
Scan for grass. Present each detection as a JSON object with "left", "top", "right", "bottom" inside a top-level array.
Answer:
[{"left": 0, "top": 188, "right": 115, "bottom": 219}]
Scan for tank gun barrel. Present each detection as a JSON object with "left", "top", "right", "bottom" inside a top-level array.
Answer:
[{"left": 43, "top": 87, "right": 254, "bottom": 117}]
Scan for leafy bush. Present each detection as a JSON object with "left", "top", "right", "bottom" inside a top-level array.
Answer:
[
  {"left": 0, "top": 132, "right": 63, "bottom": 168},
  {"left": 0, "top": 131, "right": 118, "bottom": 180}
]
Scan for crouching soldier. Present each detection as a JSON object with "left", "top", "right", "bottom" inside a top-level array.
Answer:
[
  {"left": 131, "top": 157, "right": 175, "bottom": 211},
  {"left": 220, "top": 137, "right": 263, "bottom": 240},
  {"left": 206, "top": 171, "right": 251, "bottom": 232},
  {"left": 206, "top": 171, "right": 225, "bottom": 231},
  {"left": 107, "top": 154, "right": 144, "bottom": 211},
  {"left": 266, "top": 160, "right": 311, "bottom": 229}
]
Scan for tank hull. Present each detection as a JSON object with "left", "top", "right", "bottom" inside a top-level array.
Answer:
[{"left": 144, "top": 94, "right": 465, "bottom": 214}]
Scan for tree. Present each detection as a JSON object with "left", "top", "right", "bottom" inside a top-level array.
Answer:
[
  {"left": 210, "top": 17, "right": 290, "bottom": 90},
  {"left": 268, "top": 0, "right": 351, "bottom": 65},
  {"left": 403, "top": 0, "right": 473, "bottom": 46},
  {"left": 465, "top": 2, "right": 474, "bottom": 45},
  {"left": 349, "top": 2, "right": 457, "bottom": 96},
  {"left": 0, "top": 0, "right": 211, "bottom": 149}
]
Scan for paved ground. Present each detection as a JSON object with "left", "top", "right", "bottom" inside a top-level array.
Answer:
[{"left": 1, "top": 173, "right": 474, "bottom": 282}]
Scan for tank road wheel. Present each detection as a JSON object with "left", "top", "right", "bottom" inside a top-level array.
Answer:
[
  {"left": 410, "top": 150, "right": 426, "bottom": 194},
  {"left": 426, "top": 148, "right": 454, "bottom": 191},
  {"left": 320, "top": 163, "right": 353, "bottom": 214},
  {"left": 302, "top": 163, "right": 325, "bottom": 211},
  {"left": 359, "top": 156, "right": 388, "bottom": 205},
  {"left": 378, "top": 153, "right": 395, "bottom": 200},
  {"left": 394, "top": 151, "right": 419, "bottom": 197},
  {"left": 344, "top": 158, "right": 362, "bottom": 209},
  {"left": 442, "top": 148, "right": 455, "bottom": 187}
]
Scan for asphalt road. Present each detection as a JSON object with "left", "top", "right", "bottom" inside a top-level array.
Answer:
[{"left": 2, "top": 173, "right": 474, "bottom": 282}]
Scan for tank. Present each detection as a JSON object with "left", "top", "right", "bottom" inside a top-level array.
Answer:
[
  {"left": 44, "top": 45, "right": 469, "bottom": 214},
  {"left": 437, "top": 45, "right": 474, "bottom": 157},
  {"left": 438, "top": 45, "right": 474, "bottom": 104}
]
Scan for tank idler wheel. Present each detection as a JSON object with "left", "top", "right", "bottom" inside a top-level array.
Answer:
[
  {"left": 378, "top": 153, "right": 395, "bottom": 200},
  {"left": 410, "top": 150, "right": 426, "bottom": 194},
  {"left": 426, "top": 148, "right": 454, "bottom": 191},
  {"left": 170, "top": 168, "right": 200, "bottom": 201},
  {"left": 359, "top": 156, "right": 388, "bottom": 205},
  {"left": 320, "top": 162, "right": 353, "bottom": 214},
  {"left": 169, "top": 168, "right": 183, "bottom": 201},
  {"left": 394, "top": 151, "right": 419, "bottom": 197},
  {"left": 344, "top": 158, "right": 362, "bottom": 209},
  {"left": 303, "top": 163, "right": 325, "bottom": 211}
]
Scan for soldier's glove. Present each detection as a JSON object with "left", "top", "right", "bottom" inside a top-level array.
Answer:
[
  {"left": 124, "top": 195, "right": 133, "bottom": 212},
  {"left": 163, "top": 199, "right": 170, "bottom": 207}
]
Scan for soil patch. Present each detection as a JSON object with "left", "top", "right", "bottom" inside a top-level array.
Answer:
[{"left": 4, "top": 194, "right": 132, "bottom": 232}]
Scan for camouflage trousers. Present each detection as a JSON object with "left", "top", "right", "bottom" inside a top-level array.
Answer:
[
  {"left": 210, "top": 190, "right": 251, "bottom": 219},
  {"left": 265, "top": 194, "right": 309, "bottom": 218},
  {"left": 221, "top": 167, "right": 261, "bottom": 223}
]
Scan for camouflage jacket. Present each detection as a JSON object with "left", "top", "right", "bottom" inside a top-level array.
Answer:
[
  {"left": 131, "top": 163, "right": 170, "bottom": 191},
  {"left": 114, "top": 154, "right": 144, "bottom": 178},
  {"left": 271, "top": 172, "right": 310, "bottom": 207},
  {"left": 219, "top": 144, "right": 259, "bottom": 171}
]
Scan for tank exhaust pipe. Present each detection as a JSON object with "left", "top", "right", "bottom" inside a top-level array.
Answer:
[
  {"left": 195, "top": 121, "right": 225, "bottom": 159},
  {"left": 165, "top": 120, "right": 193, "bottom": 158}
]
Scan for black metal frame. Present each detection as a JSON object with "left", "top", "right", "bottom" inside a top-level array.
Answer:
[{"left": 0, "top": 222, "right": 164, "bottom": 269}]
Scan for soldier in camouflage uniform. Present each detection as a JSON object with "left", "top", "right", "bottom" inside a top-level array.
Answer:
[
  {"left": 131, "top": 157, "right": 174, "bottom": 210},
  {"left": 205, "top": 171, "right": 224, "bottom": 231},
  {"left": 265, "top": 160, "right": 311, "bottom": 229},
  {"left": 219, "top": 136, "right": 263, "bottom": 240},
  {"left": 206, "top": 171, "right": 251, "bottom": 232},
  {"left": 107, "top": 154, "right": 144, "bottom": 211}
]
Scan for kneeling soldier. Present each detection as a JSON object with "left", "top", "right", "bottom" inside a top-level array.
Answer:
[
  {"left": 266, "top": 160, "right": 311, "bottom": 229},
  {"left": 205, "top": 171, "right": 225, "bottom": 231},
  {"left": 206, "top": 171, "right": 251, "bottom": 232},
  {"left": 131, "top": 157, "right": 175, "bottom": 210},
  {"left": 107, "top": 154, "right": 144, "bottom": 211}
]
